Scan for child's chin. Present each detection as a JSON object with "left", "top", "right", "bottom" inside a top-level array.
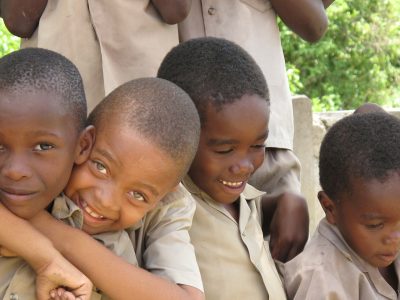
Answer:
[{"left": 370, "top": 255, "right": 397, "bottom": 268}]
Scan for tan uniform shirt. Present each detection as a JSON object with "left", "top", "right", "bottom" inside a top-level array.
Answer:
[
  {"left": 283, "top": 218, "right": 400, "bottom": 300},
  {"left": 179, "top": 0, "right": 294, "bottom": 150},
  {"left": 22, "top": 0, "right": 179, "bottom": 111},
  {"left": 183, "top": 176, "right": 286, "bottom": 300},
  {"left": 0, "top": 195, "right": 137, "bottom": 300},
  {"left": 128, "top": 183, "right": 203, "bottom": 291}
]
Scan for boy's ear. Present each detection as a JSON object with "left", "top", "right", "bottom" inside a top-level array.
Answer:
[
  {"left": 74, "top": 125, "right": 95, "bottom": 165},
  {"left": 318, "top": 191, "right": 337, "bottom": 225}
]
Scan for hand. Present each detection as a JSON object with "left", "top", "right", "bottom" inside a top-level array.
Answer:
[
  {"left": 35, "top": 252, "right": 93, "bottom": 300},
  {"left": 268, "top": 193, "right": 309, "bottom": 262},
  {"left": 50, "top": 288, "right": 85, "bottom": 300}
]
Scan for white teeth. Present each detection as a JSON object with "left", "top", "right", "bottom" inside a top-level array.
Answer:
[
  {"left": 81, "top": 200, "right": 104, "bottom": 219},
  {"left": 221, "top": 180, "right": 243, "bottom": 187}
]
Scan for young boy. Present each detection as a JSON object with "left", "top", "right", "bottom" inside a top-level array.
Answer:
[
  {"left": 283, "top": 112, "right": 400, "bottom": 299},
  {"left": 0, "top": 47, "right": 93, "bottom": 299},
  {"left": 157, "top": 37, "right": 302, "bottom": 299},
  {"left": 50, "top": 77, "right": 201, "bottom": 299},
  {"left": 0, "top": 48, "right": 203, "bottom": 299},
  {"left": 27, "top": 77, "right": 204, "bottom": 299}
]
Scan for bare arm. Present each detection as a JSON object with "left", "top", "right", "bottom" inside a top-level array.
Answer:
[
  {"left": 152, "top": 0, "right": 192, "bottom": 24},
  {"left": 0, "top": 203, "right": 92, "bottom": 300},
  {"left": 31, "top": 211, "right": 204, "bottom": 300},
  {"left": 262, "top": 192, "right": 309, "bottom": 262},
  {"left": 270, "top": 0, "right": 335, "bottom": 43},
  {"left": 1, "top": 0, "right": 47, "bottom": 38}
]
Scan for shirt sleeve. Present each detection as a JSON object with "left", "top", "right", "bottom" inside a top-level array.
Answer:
[{"left": 139, "top": 183, "right": 204, "bottom": 291}]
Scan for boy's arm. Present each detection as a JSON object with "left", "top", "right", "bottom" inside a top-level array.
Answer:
[
  {"left": 31, "top": 210, "right": 204, "bottom": 300},
  {"left": 262, "top": 192, "right": 309, "bottom": 262},
  {"left": 1, "top": 0, "right": 47, "bottom": 38},
  {"left": 0, "top": 203, "right": 92, "bottom": 300},
  {"left": 152, "top": 0, "right": 191, "bottom": 24},
  {"left": 270, "top": 0, "right": 335, "bottom": 43}
]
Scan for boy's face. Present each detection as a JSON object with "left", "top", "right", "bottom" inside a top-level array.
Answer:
[
  {"left": 0, "top": 90, "right": 82, "bottom": 219},
  {"left": 321, "top": 173, "right": 400, "bottom": 268},
  {"left": 64, "top": 120, "right": 180, "bottom": 235},
  {"left": 188, "top": 94, "right": 269, "bottom": 204}
]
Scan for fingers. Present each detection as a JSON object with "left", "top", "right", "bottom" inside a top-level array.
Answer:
[{"left": 49, "top": 288, "right": 76, "bottom": 300}]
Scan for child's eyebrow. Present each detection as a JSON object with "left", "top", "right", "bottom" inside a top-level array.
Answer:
[
  {"left": 361, "top": 213, "right": 384, "bottom": 220},
  {"left": 29, "top": 130, "right": 62, "bottom": 138},
  {"left": 207, "top": 138, "right": 238, "bottom": 146},
  {"left": 207, "top": 131, "right": 269, "bottom": 146}
]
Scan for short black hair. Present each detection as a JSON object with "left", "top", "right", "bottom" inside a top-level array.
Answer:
[
  {"left": 157, "top": 37, "right": 268, "bottom": 125},
  {"left": 88, "top": 77, "right": 200, "bottom": 179},
  {"left": 319, "top": 112, "right": 400, "bottom": 201},
  {"left": 0, "top": 48, "right": 87, "bottom": 130}
]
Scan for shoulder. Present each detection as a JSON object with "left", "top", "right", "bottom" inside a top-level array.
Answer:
[{"left": 283, "top": 229, "right": 366, "bottom": 299}]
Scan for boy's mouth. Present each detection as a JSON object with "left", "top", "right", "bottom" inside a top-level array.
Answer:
[
  {"left": 377, "top": 252, "right": 399, "bottom": 264},
  {"left": 78, "top": 198, "right": 105, "bottom": 220},
  {"left": 220, "top": 180, "right": 244, "bottom": 188},
  {"left": 0, "top": 187, "right": 37, "bottom": 202}
]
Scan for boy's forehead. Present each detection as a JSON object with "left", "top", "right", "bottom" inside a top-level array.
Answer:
[
  {"left": 1, "top": 88, "right": 66, "bottom": 108},
  {"left": 343, "top": 174, "right": 400, "bottom": 212}
]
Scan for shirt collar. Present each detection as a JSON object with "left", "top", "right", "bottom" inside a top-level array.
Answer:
[{"left": 51, "top": 194, "right": 84, "bottom": 229}]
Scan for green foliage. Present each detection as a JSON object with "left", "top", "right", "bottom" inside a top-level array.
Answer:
[
  {"left": 0, "top": 19, "right": 20, "bottom": 57},
  {"left": 280, "top": 0, "right": 400, "bottom": 111}
]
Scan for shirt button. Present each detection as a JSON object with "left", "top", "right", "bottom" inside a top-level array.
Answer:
[
  {"left": 208, "top": 7, "right": 216, "bottom": 15},
  {"left": 9, "top": 293, "right": 18, "bottom": 300}
]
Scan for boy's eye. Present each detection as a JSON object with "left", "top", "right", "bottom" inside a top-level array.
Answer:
[
  {"left": 215, "top": 148, "right": 233, "bottom": 154},
  {"left": 128, "top": 191, "right": 145, "bottom": 202},
  {"left": 366, "top": 223, "right": 384, "bottom": 230},
  {"left": 34, "top": 143, "right": 54, "bottom": 151},
  {"left": 251, "top": 144, "right": 266, "bottom": 149},
  {"left": 94, "top": 161, "right": 108, "bottom": 174}
]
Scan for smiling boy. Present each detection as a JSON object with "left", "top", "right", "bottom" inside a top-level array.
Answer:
[
  {"left": 24, "top": 77, "right": 204, "bottom": 300},
  {"left": 158, "top": 37, "right": 294, "bottom": 300},
  {"left": 0, "top": 47, "right": 93, "bottom": 299},
  {"left": 283, "top": 112, "right": 400, "bottom": 299},
  {"left": 57, "top": 78, "right": 200, "bottom": 237}
]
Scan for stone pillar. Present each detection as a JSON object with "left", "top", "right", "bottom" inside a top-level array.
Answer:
[{"left": 292, "top": 95, "right": 319, "bottom": 233}]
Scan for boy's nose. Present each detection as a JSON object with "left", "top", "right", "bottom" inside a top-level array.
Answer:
[
  {"left": 383, "top": 231, "right": 400, "bottom": 245},
  {"left": 93, "top": 186, "right": 120, "bottom": 212},
  {"left": 0, "top": 155, "right": 32, "bottom": 181},
  {"left": 230, "top": 158, "right": 255, "bottom": 175}
]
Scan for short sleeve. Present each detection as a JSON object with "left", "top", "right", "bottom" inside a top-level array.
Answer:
[{"left": 135, "top": 183, "right": 204, "bottom": 291}]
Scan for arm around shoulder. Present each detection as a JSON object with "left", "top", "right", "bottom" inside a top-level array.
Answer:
[
  {"left": 152, "top": 0, "right": 192, "bottom": 24},
  {"left": 270, "top": 0, "right": 335, "bottom": 43},
  {"left": 1, "top": 0, "right": 47, "bottom": 38},
  {"left": 30, "top": 208, "right": 204, "bottom": 300}
]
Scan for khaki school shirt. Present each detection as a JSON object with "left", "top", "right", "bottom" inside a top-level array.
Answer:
[
  {"left": 22, "top": 0, "right": 179, "bottom": 112},
  {"left": 183, "top": 176, "right": 286, "bottom": 300},
  {"left": 127, "top": 183, "right": 204, "bottom": 291},
  {"left": 283, "top": 218, "right": 400, "bottom": 300},
  {"left": 0, "top": 195, "right": 137, "bottom": 300},
  {"left": 179, "top": 0, "right": 294, "bottom": 150}
]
